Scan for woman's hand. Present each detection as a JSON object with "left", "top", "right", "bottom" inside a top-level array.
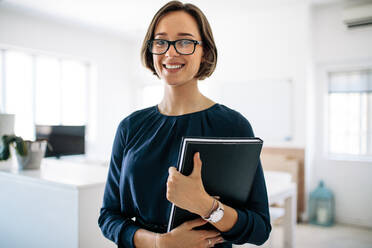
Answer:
[
  {"left": 158, "top": 218, "right": 224, "bottom": 248},
  {"left": 166, "top": 152, "right": 214, "bottom": 217}
]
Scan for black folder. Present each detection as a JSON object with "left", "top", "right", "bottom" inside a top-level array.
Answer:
[{"left": 167, "top": 136, "right": 263, "bottom": 232}]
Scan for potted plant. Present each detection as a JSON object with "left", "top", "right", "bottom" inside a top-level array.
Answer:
[{"left": 0, "top": 135, "right": 47, "bottom": 170}]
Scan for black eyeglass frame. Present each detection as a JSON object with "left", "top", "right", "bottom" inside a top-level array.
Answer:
[{"left": 147, "top": 39, "right": 203, "bottom": 55}]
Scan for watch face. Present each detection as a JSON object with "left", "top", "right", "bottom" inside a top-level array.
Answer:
[{"left": 211, "top": 209, "right": 224, "bottom": 223}]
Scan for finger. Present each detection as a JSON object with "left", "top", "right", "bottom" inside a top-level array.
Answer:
[
  {"left": 208, "top": 236, "right": 225, "bottom": 246},
  {"left": 201, "top": 230, "right": 221, "bottom": 239},
  {"left": 183, "top": 218, "right": 208, "bottom": 229},
  {"left": 205, "top": 238, "right": 212, "bottom": 248},
  {"left": 191, "top": 152, "right": 202, "bottom": 177},
  {"left": 168, "top": 166, "right": 178, "bottom": 175}
]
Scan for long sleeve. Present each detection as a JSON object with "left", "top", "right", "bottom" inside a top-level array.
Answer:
[
  {"left": 98, "top": 121, "right": 140, "bottom": 248},
  {"left": 98, "top": 103, "right": 271, "bottom": 248},
  {"left": 219, "top": 116, "right": 272, "bottom": 246}
]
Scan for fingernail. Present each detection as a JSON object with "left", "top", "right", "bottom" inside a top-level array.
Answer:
[{"left": 197, "top": 152, "right": 200, "bottom": 158}]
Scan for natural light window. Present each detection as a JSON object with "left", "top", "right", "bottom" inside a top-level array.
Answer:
[
  {"left": 328, "top": 69, "right": 372, "bottom": 158},
  {"left": 61, "top": 60, "right": 87, "bottom": 125},
  {"left": 0, "top": 51, "right": 4, "bottom": 111},
  {"left": 1, "top": 49, "right": 89, "bottom": 140},
  {"left": 4, "top": 51, "right": 34, "bottom": 140},
  {"left": 35, "top": 56, "right": 61, "bottom": 125}
]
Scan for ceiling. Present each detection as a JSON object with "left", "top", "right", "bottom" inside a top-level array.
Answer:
[{"left": 0, "top": 0, "right": 346, "bottom": 37}]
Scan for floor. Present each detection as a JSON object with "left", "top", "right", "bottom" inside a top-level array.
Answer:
[{"left": 269, "top": 223, "right": 372, "bottom": 248}]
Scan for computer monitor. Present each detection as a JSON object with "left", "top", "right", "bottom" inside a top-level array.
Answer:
[{"left": 35, "top": 125, "right": 85, "bottom": 158}]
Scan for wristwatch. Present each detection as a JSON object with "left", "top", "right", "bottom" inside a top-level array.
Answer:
[{"left": 203, "top": 200, "right": 224, "bottom": 223}]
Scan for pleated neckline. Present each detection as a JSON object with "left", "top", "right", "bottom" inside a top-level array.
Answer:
[{"left": 154, "top": 103, "right": 219, "bottom": 118}]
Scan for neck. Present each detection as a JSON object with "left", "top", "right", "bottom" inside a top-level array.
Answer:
[{"left": 158, "top": 80, "right": 215, "bottom": 116}]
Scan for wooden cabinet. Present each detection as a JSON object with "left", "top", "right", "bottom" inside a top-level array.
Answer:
[{"left": 261, "top": 147, "right": 305, "bottom": 221}]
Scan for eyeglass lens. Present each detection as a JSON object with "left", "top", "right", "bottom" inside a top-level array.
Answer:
[{"left": 150, "top": 40, "right": 196, "bottom": 55}]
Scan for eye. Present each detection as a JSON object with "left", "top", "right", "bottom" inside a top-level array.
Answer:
[
  {"left": 178, "top": 40, "right": 193, "bottom": 47},
  {"left": 154, "top": 40, "right": 167, "bottom": 47}
]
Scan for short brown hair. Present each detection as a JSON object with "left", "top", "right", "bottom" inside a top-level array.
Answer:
[{"left": 140, "top": 1, "right": 217, "bottom": 80}]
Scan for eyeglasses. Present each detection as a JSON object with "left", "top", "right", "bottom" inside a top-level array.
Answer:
[{"left": 147, "top": 39, "right": 202, "bottom": 55}]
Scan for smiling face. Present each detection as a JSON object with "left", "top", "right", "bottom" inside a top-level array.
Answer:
[{"left": 153, "top": 11, "right": 204, "bottom": 86}]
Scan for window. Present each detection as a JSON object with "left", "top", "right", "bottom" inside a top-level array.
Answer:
[
  {"left": 1, "top": 48, "right": 89, "bottom": 140},
  {"left": 0, "top": 50, "right": 4, "bottom": 112},
  {"left": 60, "top": 60, "right": 88, "bottom": 125},
  {"left": 4, "top": 51, "right": 34, "bottom": 139},
  {"left": 328, "top": 69, "right": 372, "bottom": 158},
  {"left": 35, "top": 56, "right": 61, "bottom": 125}
]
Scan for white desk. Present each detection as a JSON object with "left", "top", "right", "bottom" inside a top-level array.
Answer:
[
  {"left": 0, "top": 159, "right": 115, "bottom": 248},
  {"left": 266, "top": 172, "right": 297, "bottom": 248},
  {"left": 233, "top": 172, "right": 297, "bottom": 248}
]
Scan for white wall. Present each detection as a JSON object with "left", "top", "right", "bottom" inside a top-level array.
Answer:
[
  {"left": 213, "top": 2, "right": 310, "bottom": 149},
  {"left": 131, "top": 2, "right": 311, "bottom": 148},
  {"left": 311, "top": 3, "right": 372, "bottom": 227},
  {"left": 0, "top": 5, "right": 137, "bottom": 160}
]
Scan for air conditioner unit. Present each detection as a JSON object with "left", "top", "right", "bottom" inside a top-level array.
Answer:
[{"left": 342, "top": 3, "right": 372, "bottom": 28}]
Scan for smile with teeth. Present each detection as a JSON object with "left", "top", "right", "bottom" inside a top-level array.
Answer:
[{"left": 163, "top": 64, "right": 185, "bottom": 69}]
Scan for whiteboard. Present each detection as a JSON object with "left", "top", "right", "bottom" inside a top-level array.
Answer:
[{"left": 219, "top": 79, "right": 293, "bottom": 142}]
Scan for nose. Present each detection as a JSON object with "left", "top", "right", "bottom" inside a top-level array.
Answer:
[{"left": 165, "top": 44, "right": 179, "bottom": 57}]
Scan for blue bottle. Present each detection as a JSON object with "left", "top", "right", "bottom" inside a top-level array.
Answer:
[{"left": 309, "top": 180, "right": 334, "bottom": 226}]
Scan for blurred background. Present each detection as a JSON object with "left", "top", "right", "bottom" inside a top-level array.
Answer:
[{"left": 0, "top": 0, "right": 371, "bottom": 247}]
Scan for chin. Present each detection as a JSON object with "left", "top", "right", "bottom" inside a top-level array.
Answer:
[
  {"left": 162, "top": 77, "right": 185, "bottom": 86},
  {"left": 162, "top": 75, "right": 196, "bottom": 87}
]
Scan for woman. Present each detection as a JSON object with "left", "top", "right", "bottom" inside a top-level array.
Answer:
[{"left": 98, "top": 1, "right": 271, "bottom": 247}]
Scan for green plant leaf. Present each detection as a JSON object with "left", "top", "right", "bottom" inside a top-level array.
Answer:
[
  {"left": 0, "top": 142, "right": 10, "bottom": 161},
  {"left": 0, "top": 134, "right": 28, "bottom": 160}
]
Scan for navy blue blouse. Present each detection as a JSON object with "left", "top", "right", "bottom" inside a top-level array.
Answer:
[{"left": 98, "top": 103, "right": 271, "bottom": 248}]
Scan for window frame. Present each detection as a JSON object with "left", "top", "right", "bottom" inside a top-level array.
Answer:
[{"left": 323, "top": 63, "right": 372, "bottom": 162}]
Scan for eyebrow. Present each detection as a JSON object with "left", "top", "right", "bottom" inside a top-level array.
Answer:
[{"left": 154, "top": 32, "right": 195, "bottom": 38}]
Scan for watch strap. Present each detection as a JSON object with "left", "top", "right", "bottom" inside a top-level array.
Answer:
[
  {"left": 203, "top": 198, "right": 217, "bottom": 219},
  {"left": 203, "top": 199, "right": 224, "bottom": 223}
]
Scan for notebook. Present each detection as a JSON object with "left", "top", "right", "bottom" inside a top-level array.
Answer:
[{"left": 167, "top": 136, "right": 263, "bottom": 232}]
